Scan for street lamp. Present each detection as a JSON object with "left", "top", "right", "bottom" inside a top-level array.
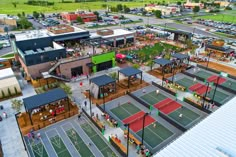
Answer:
[
  {"left": 206, "top": 52, "right": 212, "bottom": 69},
  {"left": 102, "top": 86, "right": 105, "bottom": 111},
  {"left": 141, "top": 112, "right": 149, "bottom": 145},
  {"left": 212, "top": 75, "right": 221, "bottom": 103},
  {"left": 202, "top": 82, "right": 210, "bottom": 108},
  {"left": 86, "top": 89, "right": 92, "bottom": 116},
  {"left": 124, "top": 123, "right": 130, "bottom": 157}
]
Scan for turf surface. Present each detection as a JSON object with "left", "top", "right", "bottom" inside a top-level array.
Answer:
[
  {"left": 221, "top": 80, "right": 236, "bottom": 91},
  {"left": 136, "top": 122, "right": 173, "bottom": 148},
  {"left": 194, "top": 71, "right": 212, "bottom": 80},
  {"left": 81, "top": 123, "right": 117, "bottom": 157},
  {"left": 111, "top": 103, "right": 140, "bottom": 120},
  {"left": 175, "top": 77, "right": 196, "bottom": 88},
  {"left": 140, "top": 91, "right": 167, "bottom": 106},
  {"left": 50, "top": 135, "right": 71, "bottom": 157},
  {"left": 31, "top": 142, "right": 48, "bottom": 157},
  {"left": 66, "top": 128, "right": 94, "bottom": 157},
  {"left": 206, "top": 90, "right": 230, "bottom": 104},
  {"left": 168, "top": 106, "right": 200, "bottom": 127}
]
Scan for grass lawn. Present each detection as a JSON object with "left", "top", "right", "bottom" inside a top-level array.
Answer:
[
  {"left": 198, "top": 14, "right": 236, "bottom": 24},
  {"left": 120, "top": 42, "right": 184, "bottom": 62},
  {"left": 214, "top": 32, "right": 235, "bottom": 38},
  {"left": 0, "top": 0, "right": 183, "bottom": 15},
  {"left": 0, "top": 53, "right": 15, "bottom": 58}
]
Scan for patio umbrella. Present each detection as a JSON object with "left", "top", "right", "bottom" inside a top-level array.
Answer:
[
  {"left": 126, "top": 55, "right": 133, "bottom": 59},
  {"left": 116, "top": 53, "right": 126, "bottom": 59}
]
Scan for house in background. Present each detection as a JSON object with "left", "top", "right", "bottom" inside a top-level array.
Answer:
[{"left": 61, "top": 11, "right": 97, "bottom": 23}]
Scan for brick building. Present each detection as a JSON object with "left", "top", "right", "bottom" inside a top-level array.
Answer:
[{"left": 61, "top": 11, "right": 97, "bottom": 23}]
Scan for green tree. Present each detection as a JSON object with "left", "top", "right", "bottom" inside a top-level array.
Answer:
[
  {"left": 109, "top": 72, "right": 118, "bottom": 79},
  {"left": 132, "top": 64, "right": 140, "bottom": 69},
  {"left": 12, "top": 2, "right": 17, "bottom": 8},
  {"left": 193, "top": 0, "right": 200, "bottom": 2},
  {"left": 93, "top": 11, "right": 100, "bottom": 21},
  {"left": 59, "top": 83, "right": 72, "bottom": 99},
  {"left": 11, "top": 99, "right": 23, "bottom": 113},
  {"left": 76, "top": 16, "right": 84, "bottom": 24},
  {"left": 101, "top": 4, "right": 107, "bottom": 9},
  {"left": 177, "top": 1, "right": 182, "bottom": 5},
  {"left": 17, "top": 13, "right": 21, "bottom": 18},
  {"left": 40, "top": 13, "right": 45, "bottom": 19},
  {"left": 193, "top": 6, "right": 200, "bottom": 14},
  {"left": 33, "top": 11, "right": 40, "bottom": 19},
  {"left": 22, "top": 12, "right": 25, "bottom": 17},
  {"left": 154, "top": 10, "right": 162, "bottom": 18},
  {"left": 17, "top": 17, "right": 33, "bottom": 29},
  {"left": 123, "top": 5, "right": 130, "bottom": 13},
  {"left": 1, "top": 90, "right": 5, "bottom": 98},
  {"left": 116, "top": 4, "right": 123, "bottom": 12}
]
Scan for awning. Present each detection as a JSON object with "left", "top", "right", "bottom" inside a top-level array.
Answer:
[
  {"left": 90, "top": 74, "right": 115, "bottom": 87},
  {"left": 153, "top": 58, "right": 173, "bottom": 66},
  {"left": 54, "top": 34, "right": 89, "bottom": 42},
  {"left": 86, "top": 62, "right": 95, "bottom": 67},
  {"left": 172, "top": 53, "right": 189, "bottom": 60},
  {"left": 23, "top": 88, "right": 67, "bottom": 112},
  {"left": 119, "top": 67, "right": 142, "bottom": 77}
]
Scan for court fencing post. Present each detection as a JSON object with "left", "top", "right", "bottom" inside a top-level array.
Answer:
[
  {"left": 212, "top": 75, "right": 221, "bottom": 103},
  {"left": 141, "top": 113, "right": 148, "bottom": 145}
]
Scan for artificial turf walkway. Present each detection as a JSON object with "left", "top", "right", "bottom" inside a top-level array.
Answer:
[
  {"left": 81, "top": 123, "right": 117, "bottom": 157},
  {"left": 50, "top": 135, "right": 71, "bottom": 157},
  {"left": 31, "top": 142, "right": 48, "bottom": 157},
  {"left": 136, "top": 122, "right": 173, "bottom": 148},
  {"left": 66, "top": 128, "right": 94, "bottom": 157}
]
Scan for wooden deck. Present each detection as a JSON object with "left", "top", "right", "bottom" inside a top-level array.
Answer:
[
  {"left": 84, "top": 79, "right": 149, "bottom": 105},
  {"left": 17, "top": 101, "right": 79, "bottom": 135}
]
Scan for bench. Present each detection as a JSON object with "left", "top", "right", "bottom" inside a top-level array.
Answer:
[{"left": 124, "top": 130, "right": 141, "bottom": 145}]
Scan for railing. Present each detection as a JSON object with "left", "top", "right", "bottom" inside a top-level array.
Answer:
[
  {"left": 152, "top": 81, "right": 177, "bottom": 96},
  {"left": 20, "top": 109, "right": 78, "bottom": 135},
  {"left": 81, "top": 108, "right": 104, "bottom": 132},
  {"left": 0, "top": 140, "right": 3, "bottom": 157},
  {"left": 110, "top": 137, "right": 127, "bottom": 157},
  {"left": 183, "top": 97, "right": 211, "bottom": 114}
]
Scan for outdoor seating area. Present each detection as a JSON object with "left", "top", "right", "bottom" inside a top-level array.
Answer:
[{"left": 17, "top": 88, "right": 79, "bottom": 135}]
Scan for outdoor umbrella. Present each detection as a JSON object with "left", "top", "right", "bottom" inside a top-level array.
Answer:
[{"left": 116, "top": 53, "right": 126, "bottom": 59}]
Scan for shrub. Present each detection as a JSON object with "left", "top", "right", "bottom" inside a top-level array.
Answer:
[
  {"left": 8, "top": 88, "right": 12, "bottom": 96},
  {"left": 1, "top": 90, "right": 5, "bottom": 98}
]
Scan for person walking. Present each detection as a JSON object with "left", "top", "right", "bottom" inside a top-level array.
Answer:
[
  {"left": 84, "top": 100, "right": 87, "bottom": 108},
  {"left": 37, "top": 133, "right": 41, "bottom": 140},
  {"left": 212, "top": 102, "right": 215, "bottom": 110},
  {"left": 3, "top": 112, "right": 7, "bottom": 119}
]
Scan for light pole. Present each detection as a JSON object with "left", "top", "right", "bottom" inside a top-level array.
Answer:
[
  {"left": 141, "top": 113, "right": 149, "bottom": 145},
  {"left": 124, "top": 123, "right": 130, "bottom": 157},
  {"left": 86, "top": 89, "right": 92, "bottom": 116},
  {"left": 202, "top": 82, "right": 210, "bottom": 108},
  {"left": 171, "top": 64, "right": 176, "bottom": 83},
  {"left": 102, "top": 86, "right": 105, "bottom": 111},
  {"left": 212, "top": 75, "right": 221, "bottom": 103},
  {"left": 206, "top": 52, "right": 211, "bottom": 69}
]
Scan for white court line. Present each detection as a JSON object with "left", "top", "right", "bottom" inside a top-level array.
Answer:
[
  {"left": 40, "top": 137, "right": 49, "bottom": 157},
  {"left": 69, "top": 121, "right": 98, "bottom": 157},
  {"left": 45, "top": 129, "right": 59, "bottom": 157},
  {"left": 26, "top": 137, "right": 36, "bottom": 157},
  {"left": 54, "top": 128, "right": 73, "bottom": 157}
]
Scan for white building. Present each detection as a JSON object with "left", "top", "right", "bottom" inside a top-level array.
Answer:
[
  {"left": 156, "top": 96, "right": 236, "bottom": 157},
  {"left": 145, "top": 5, "right": 180, "bottom": 15}
]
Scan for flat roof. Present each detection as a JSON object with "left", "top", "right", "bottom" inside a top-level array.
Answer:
[
  {"left": 23, "top": 88, "right": 68, "bottom": 112},
  {"left": 90, "top": 29, "right": 134, "bottom": 39},
  {"left": 0, "top": 77, "right": 20, "bottom": 89},
  {"left": 119, "top": 67, "right": 142, "bottom": 77},
  {"left": 156, "top": 96, "right": 236, "bottom": 157},
  {"left": 90, "top": 75, "right": 115, "bottom": 87},
  {"left": 0, "top": 68, "right": 15, "bottom": 79},
  {"left": 15, "top": 26, "right": 87, "bottom": 41}
]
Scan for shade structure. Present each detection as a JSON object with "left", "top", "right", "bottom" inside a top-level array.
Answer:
[
  {"left": 116, "top": 53, "right": 126, "bottom": 59},
  {"left": 90, "top": 74, "right": 115, "bottom": 87},
  {"left": 172, "top": 53, "right": 189, "bottom": 60},
  {"left": 23, "top": 88, "right": 68, "bottom": 112},
  {"left": 153, "top": 58, "right": 173, "bottom": 66}
]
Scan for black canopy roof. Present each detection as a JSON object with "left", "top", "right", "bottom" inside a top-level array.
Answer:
[
  {"left": 90, "top": 75, "right": 115, "bottom": 87},
  {"left": 119, "top": 67, "right": 142, "bottom": 77},
  {"left": 23, "top": 88, "right": 67, "bottom": 112},
  {"left": 153, "top": 58, "right": 173, "bottom": 66},
  {"left": 172, "top": 53, "right": 189, "bottom": 60}
]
